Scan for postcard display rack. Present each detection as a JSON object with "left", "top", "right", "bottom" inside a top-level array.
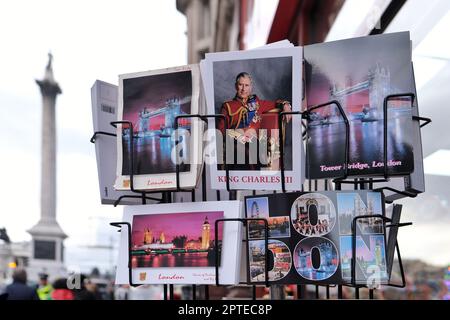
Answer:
[
  {"left": 91, "top": 32, "right": 432, "bottom": 299},
  {"left": 91, "top": 87, "right": 432, "bottom": 300}
]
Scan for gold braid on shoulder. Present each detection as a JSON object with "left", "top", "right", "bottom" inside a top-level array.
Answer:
[{"left": 226, "top": 102, "right": 248, "bottom": 128}]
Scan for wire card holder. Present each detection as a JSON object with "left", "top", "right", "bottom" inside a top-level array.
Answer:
[{"left": 90, "top": 90, "right": 431, "bottom": 300}]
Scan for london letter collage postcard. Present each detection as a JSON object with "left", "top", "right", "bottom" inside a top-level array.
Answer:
[{"left": 245, "top": 191, "right": 389, "bottom": 286}]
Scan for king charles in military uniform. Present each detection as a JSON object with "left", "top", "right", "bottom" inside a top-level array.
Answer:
[{"left": 217, "top": 72, "right": 292, "bottom": 170}]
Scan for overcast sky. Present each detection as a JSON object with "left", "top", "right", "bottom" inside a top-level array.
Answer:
[{"left": 0, "top": 0, "right": 187, "bottom": 272}]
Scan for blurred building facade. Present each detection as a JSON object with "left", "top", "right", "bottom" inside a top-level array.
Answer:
[
  {"left": 176, "top": 0, "right": 241, "bottom": 63},
  {"left": 0, "top": 236, "right": 30, "bottom": 282},
  {"left": 177, "top": 0, "right": 344, "bottom": 61}
]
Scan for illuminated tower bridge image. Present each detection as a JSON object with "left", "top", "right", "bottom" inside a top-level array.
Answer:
[
  {"left": 135, "top": 97, "right": 190, "bottom": 138},
  {"left": 307, "top": 62, "right": 414, "bottom": 177},
  {"left": 121, "top": 96, "right": 192, "bottom": 175},
  {"left": 308, "top": 63, "right": 394, "bottom": 126},
  {"left": 328, "top": 63, "right": 392, "bottom": 122}
]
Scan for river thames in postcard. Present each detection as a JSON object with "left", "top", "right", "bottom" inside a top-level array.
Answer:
[
  {"left": 306, "top": 109, "right": 413, "bottom": 179},
  {"left": 132, "top": 252, "right": 216, "bottom": 268}
]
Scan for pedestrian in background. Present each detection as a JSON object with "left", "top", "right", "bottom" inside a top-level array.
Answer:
[
  {"left": 37, "top": 273, "right": 53, "bottom": 300},
  {"left": 5, "top": 269, "right": 39, "bottom": 300},
  {"left": 51, "top": 278, "right": 74, "bottom": 300}
]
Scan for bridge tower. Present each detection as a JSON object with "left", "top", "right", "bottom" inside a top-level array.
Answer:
[
  {"left": 164, "top": 98, "right": 181, "bottom": 131},
  {"left": 369, "top": 63, "right": 390, "bottom": 115}
]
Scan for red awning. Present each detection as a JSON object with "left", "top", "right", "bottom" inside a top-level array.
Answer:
[{"left": 267, "top": 0, "right": 301, "bottom": 44}]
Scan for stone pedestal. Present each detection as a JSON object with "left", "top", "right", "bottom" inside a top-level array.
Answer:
[{"left": 27, "top": 222, "right": 67, "bottom": 281}]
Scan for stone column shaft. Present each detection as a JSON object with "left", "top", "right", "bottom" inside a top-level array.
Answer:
[{"left": 40, "top": 93, "right": 57, "bottom": 223}]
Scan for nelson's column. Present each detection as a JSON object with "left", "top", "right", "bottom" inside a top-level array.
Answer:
[{"left": 27, "top": 54, "right": 67, "bottom": 281}]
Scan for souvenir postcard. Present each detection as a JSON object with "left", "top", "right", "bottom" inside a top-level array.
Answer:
[
  {"left": 304, "top": 32, "right": 415, "bottom": 179},
  {"left": 201, "top": 47, "right": 305, "bottom": 190},
  {"left": 245, "top": 191, "right": 389, "bottom": 286},
  {"left": 114, "top": 65, "right": 203, "bottom": 191},
  {"left": 91, "top": 80, "right": 143, "bottom": 205},
  {"left": 115, "top": 201, "right": 242, "bottom": 285}
]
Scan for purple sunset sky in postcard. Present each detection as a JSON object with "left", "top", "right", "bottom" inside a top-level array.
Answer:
[
  {"left": 122, "top": 70, "right": 192, "bottom": 126},
  {"left": 131, "top": 211, "right": 224, "bottom": 246}
]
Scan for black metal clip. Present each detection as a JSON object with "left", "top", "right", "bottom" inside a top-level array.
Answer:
[
  {"left": 373, "top": 186, "right": 417, "bottom": 204},
  {"left": 332, "top": 93, "right": 419, "bottom": 186},
  {"left": 382, "top": 93, "right": 415, "bottom": 181},
  {"left": 174, "top": 114, "right": 230, "bottom": 192},
  {"left": 110, "top": 121, "right": 163, "bottom": 206},
  {"left": 305, "top": 100, "right": 350, "bottom": 184},
  {"left": 110, "top": 222, "right": 140, "bottom": 287},
  {"left": 214, "top": 218, "right": 270, "bottom": 287},
  {"left": 90, "top": 131, "right": 116, "bottom": 143},
  {"left": 277, "top": 111, "right": 305, "bottom": 193},
  {"left": 412, "top": 116, "right": 432, "bottom": 128},
  {"left": 351, "top": 214, "right": 412, "bottom": 289}
]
